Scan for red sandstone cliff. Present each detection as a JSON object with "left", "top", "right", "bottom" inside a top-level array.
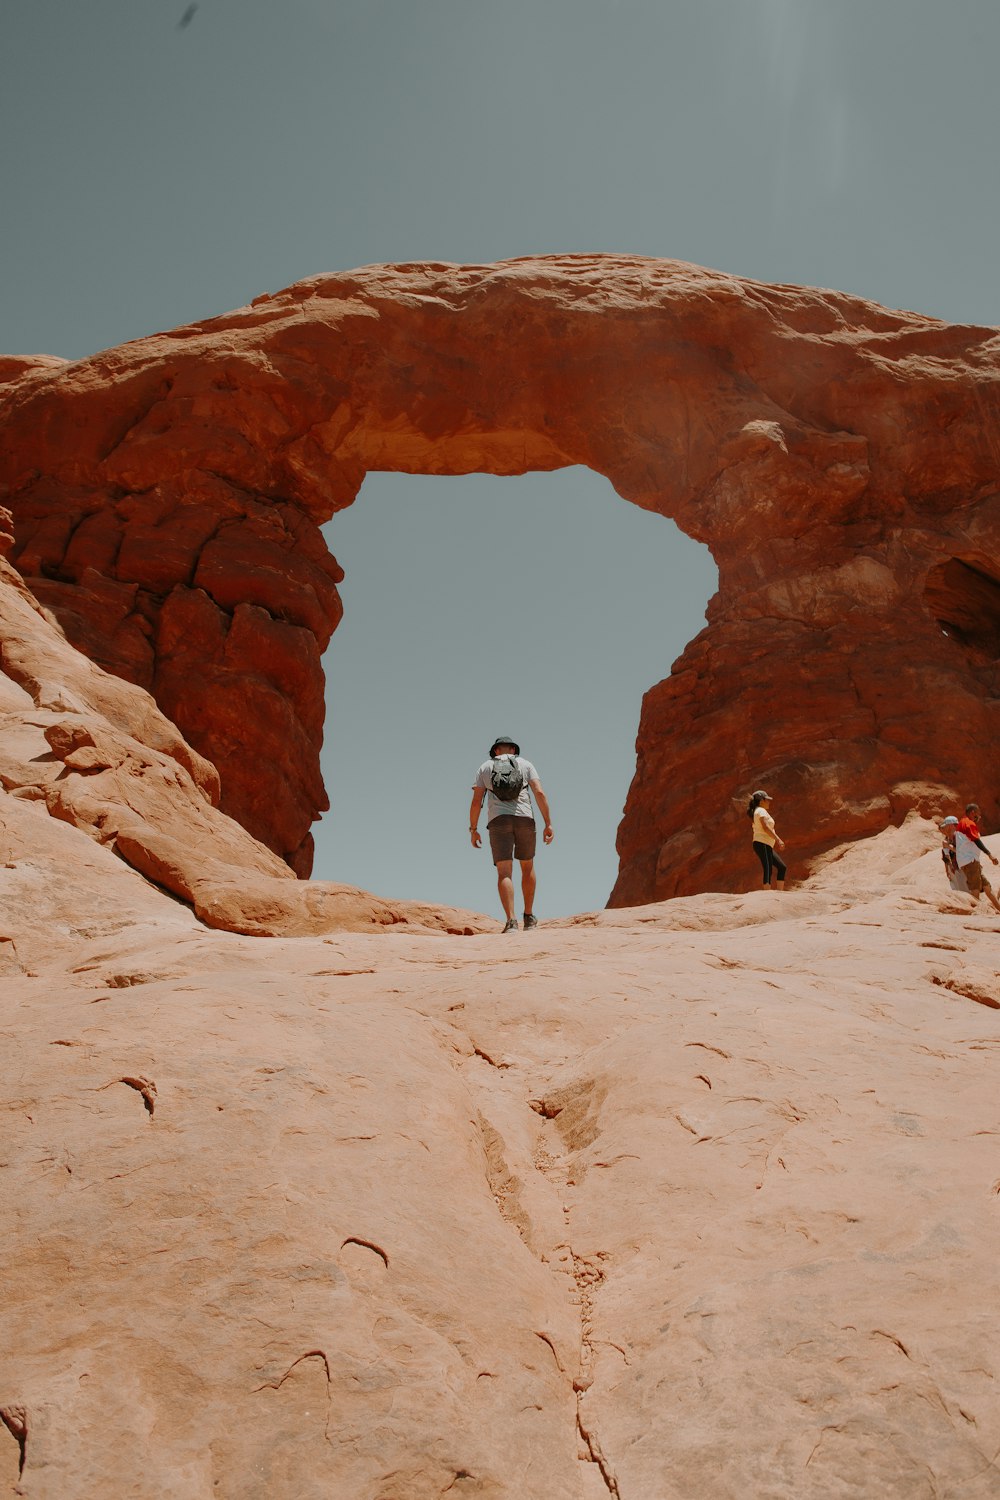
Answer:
[
  {"left": 1, "top": 257, "right": 998, "bottom": 899},
  {"left": 0, "top": 506, "right": 485, "bottom": 938}
]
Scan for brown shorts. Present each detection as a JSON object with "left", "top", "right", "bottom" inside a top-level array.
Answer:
[
  {"left": 488, "top": 815, "right": 536, "bottom": 865},
  {"left": 964, "top": 861, "right": 993, "bottom": 897}
]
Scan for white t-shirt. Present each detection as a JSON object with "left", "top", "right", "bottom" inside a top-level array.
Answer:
[
  {"left": 474, "top": 757, "right": 538, "bottom": 824},
  {"left": 954, "top": 830, "right": 980, "bottom": 869},
  {"left": 752, "top": 806, "right": 776, "bottom": 847}
]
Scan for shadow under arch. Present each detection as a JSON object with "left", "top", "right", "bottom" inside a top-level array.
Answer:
[
  {"left": 925, "top": 555, "right": 1000, "bottom": 664},
  {"left": 316, "top": 467, "right": 717, "bottom": 917}
]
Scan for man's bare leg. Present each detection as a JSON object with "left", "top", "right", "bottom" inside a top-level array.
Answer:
[
  {"left": 520, "top": 859, "right": 536, "bottom": 917},
  {"left": 496, "top": 859, "right": 516, "bottom": 921},
  {"left": 966, "top": 867, "right": 1000, "bottom": 914}
]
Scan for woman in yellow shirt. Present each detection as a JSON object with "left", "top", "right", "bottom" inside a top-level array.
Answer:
[{"left": 747, "top": 789, "right": 786, "bottom": 889}]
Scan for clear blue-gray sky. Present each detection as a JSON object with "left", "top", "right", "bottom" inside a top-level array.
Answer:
[{"left": 3, "top": 0, "right": 999, "bottom": 916}]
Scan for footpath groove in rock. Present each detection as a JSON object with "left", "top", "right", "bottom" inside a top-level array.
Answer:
[{"left": 443, "top": 984, "right": 624, "bottom": 1495}]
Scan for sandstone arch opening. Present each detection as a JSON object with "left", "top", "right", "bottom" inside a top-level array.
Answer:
[
  {"left": 925, "top": 555, "right": 1000, "bottom": 663},
  {"left": 6, "top": 257, "right": 1000, "bottom": 908},
  {"left": 314, "top": 467, "right": 717, "bottom": 917}
]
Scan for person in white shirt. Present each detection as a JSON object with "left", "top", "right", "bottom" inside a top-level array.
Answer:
[
  {"left": 747, "top": 789, "right": 786, "bottom": 889},
  {"left": 469, "top": 736, "right": 553, "bottom": 932},
  {"left": 953, "top": 802, "right": 1000, "bottom": 914}
]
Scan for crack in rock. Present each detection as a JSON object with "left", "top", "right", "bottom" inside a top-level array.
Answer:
[
  {"left": 0, "top": 1404, "right": 28, "bottom": 1479},
  {"left": 577, "top": 1410, "right": 621, "bottom": 1497},
  {"left": 529, "top": 1077, "right": 620, "bottom": 1496},
  {"left": 476, "top": 1111, "right": 536, "bottom": 1252},
  {"left": 254, "top": 1349, "right": 334, "bottom": 1441},
  {"left": 340, "top": 1235, "right": 389, "bottom": 1268},
  {"left": 117, "top": 1075, "right": 157, "bottom": 1117}
]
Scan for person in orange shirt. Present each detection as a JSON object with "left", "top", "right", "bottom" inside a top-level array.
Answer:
[{"left": 955, "top": 802, "right": 1000, "bottom": 914}]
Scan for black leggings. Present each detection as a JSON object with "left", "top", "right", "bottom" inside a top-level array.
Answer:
[{"left": 753, "top": 840, "right": 786, "bottom": 885}]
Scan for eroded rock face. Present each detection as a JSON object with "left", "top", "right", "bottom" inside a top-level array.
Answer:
[
  {"left": 2, "top": 259, "right": 999, "bottom": 896},
  {"left": 0, "top": 526, "right": 487, "bottom": 938}
]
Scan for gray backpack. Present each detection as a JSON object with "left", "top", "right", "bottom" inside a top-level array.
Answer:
[{"left": 490, "top": 755, "right": 525, "bottom": 803}]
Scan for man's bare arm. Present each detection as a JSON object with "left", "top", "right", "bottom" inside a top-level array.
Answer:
[
  {"left": 972, "top": 834, "right": 999, "bottom": 864},
  {"left": 469, "top": 787, "right": 486, "bottom": 848},
  {"left": 530, "top": 780, "right": 554, "bottom": 845}
]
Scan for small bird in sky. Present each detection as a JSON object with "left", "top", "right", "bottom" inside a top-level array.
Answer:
[{"left": 177, "top": 4, "right": 198, "bottom": 29}]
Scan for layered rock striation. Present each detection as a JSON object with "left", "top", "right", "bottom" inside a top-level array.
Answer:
[{"left": 2, "top": 257, "right": 999, "bottom": 896}]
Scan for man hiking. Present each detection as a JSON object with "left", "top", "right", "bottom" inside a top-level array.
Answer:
[
  {"left": 955, "top": 802, "right": 1000, "bottom": 915},
  {"left": 470, "top": 737, "right": 554, "bottom": 932}
]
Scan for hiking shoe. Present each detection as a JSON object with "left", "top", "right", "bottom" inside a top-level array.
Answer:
[
  {"left": 502, "top": 918, "right": 519, "bottom": 933},
  {"left": 523, "top": 913, "right": 539, "bottom": 930}
]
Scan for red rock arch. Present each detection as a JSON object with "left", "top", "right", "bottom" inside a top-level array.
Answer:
[{"left": 2, "top": 256, "right": 999, "bottom": 898}]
